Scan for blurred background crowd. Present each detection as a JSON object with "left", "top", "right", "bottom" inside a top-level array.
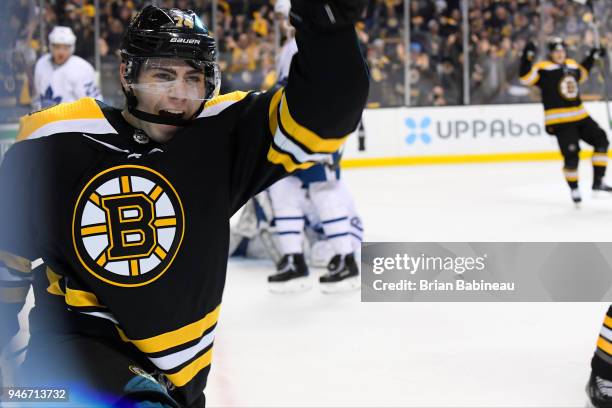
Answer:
[{"left": 0, "top": 0, "right": 611, "bottom": 124}]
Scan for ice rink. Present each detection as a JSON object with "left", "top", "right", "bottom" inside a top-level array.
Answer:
[{"left": 205, "top": 160, "right": 612, "bottom": 407}]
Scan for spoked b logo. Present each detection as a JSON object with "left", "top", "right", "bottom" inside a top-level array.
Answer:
[{"left": 72, "top": 165, "right": 185, "bottom": 287}]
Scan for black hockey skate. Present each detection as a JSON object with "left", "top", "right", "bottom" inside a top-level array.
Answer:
[
  {"left": 319, "top": 253, "right": 360, "bottom": 293},
  {"left": 593, "top": 182, "right": 612, "bottom": 195},
  {"left": 268, "top": 253, "right": 311, "bottom": 293},
  {"left": 587, "top": 372, "right": 612, "bottom": 408}
]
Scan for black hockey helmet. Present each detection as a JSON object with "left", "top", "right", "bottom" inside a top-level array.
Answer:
[
  {"left": 120, "top": 6, "right": 220, "bottom": 126},
  {"left": 547, "top": 37, "right": 567, "bottom": 53}
]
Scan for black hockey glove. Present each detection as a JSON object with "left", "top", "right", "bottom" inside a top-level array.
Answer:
[
  {"left": 589, "top": 47, "right": 606, "bottom": 60},
  {"left": 290, "top": 0, "right": 367, "bottom": 32},
  {"left": 523, "top": 41, "right": 537, "bottom": 61}
]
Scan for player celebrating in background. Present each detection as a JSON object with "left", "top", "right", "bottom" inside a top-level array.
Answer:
[
  {"left": 588, "top": 306, "right": 612, "bottom": 407},
  {"left": 519, "top": 37, "right": 610, "bottom": 205},
  {"left": 33, "top": 26, "right": 101, "bottom": 110},
  {"left": 0, "top": 2, "right": 368, "bottom": 407}
]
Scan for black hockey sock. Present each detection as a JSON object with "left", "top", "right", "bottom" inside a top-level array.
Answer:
[
  {"left": 563, "top": 167, "right": 579, "bottom": 189},
  {"left": 593, "top": 152, "right": 608, "bottom": 186},
  {"left": 592, "top": 306, "right": 612, "bottom": 381}
]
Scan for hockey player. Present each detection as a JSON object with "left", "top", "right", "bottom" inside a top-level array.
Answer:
[
  {"left": 266, "top": 153, "right": 363, "bottom": 293},
  {"left": 588, "top": 306, "right": 612, "bottom": 407},
  {"left": 520, "top": 37, "right": 611, "bottom": 204},
  {"left": 33, "top": 26, "right": 101, "bottom": 110},
  {"left": 0, "top": 3, "right": 368, "bottom": 408},
  {"left": 266, "top": 0, "right": 363, "bottom": 293}
]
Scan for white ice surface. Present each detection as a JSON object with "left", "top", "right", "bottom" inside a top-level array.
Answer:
[
  {"left": 9, "top": 161, "right": 612, "bottom": 407},
  {"left": 206, "top": 161, "right": 612, "bottom": 407}
]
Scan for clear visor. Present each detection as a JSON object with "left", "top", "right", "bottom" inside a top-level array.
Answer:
[{"left": 129, "top": 58, "right": 219, "bottom": 101}]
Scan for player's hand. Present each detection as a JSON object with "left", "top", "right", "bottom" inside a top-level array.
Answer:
[
  {"left": 523, "top": 41, "right": 537, "bottom": 61},
  {"left": 290, "top": 0, "right": 367, "bottom": 31},
  {"left": 590, "top": 47, "right": 606, "bottom": 60}
]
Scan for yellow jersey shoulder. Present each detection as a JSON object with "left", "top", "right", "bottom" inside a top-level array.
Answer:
[{"left": 17, "top": 98, "right": 107, "bottom": 141}]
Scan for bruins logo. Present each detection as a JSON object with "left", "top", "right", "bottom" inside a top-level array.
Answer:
[
  {"left": 558, "top": 75, "right": 579, "bottom": 101},
  {"left": 72, "top": 165, "right": 185, "bottom": 287}
]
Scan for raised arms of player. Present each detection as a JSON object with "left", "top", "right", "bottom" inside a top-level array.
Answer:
[
  {"left": 228, "top": 0, "right": 369, "bottom": 213},
  {"left": 0, "top": 142, "right": 37, "bottom": 352},
  {"left": 519, "top": 41, "right": 540, "bottom": 86}
]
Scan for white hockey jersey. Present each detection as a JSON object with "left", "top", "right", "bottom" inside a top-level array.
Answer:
[
  {"left": 276, "top": 37, "right": 298, "bottom": 82},
  {"left": 33, "top": 54, "right": 102, "bottom": 110}
]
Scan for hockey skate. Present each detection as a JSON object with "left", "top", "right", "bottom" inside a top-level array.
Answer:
[
  {"left": 587, "top": 372, "right": 612, "bottom": 408},
  {"left": 268, "top": 253, "right": 311, "bottom": 293},
  {"left": 319, "top": 253, "right": 360, "bottom": 293},
  {"left": 593, "top": 182, "right": 612, "bottom": 199},
  {"left": 571, "top": 188, "right": 582, "bottom": 207}
]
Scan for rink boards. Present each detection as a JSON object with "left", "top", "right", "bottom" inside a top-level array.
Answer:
[{"left": 342, "top": 101, "right": 612, "bottom": 167}]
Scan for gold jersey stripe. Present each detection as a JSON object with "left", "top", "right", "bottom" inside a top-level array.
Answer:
[
  {"left": 0, "top": 250, "right": 31, "bottom": 274},
  {"left": 81, "top": 224, "right": 108, "bottom": 237},
  {"left": 544, "top": 105, "right": 586, "bottom": 115},
  {"left": 96, "top": 252, "right": 107, "bottom": 267},
  {"left": 267, "top": 146, "right": 316, "bottom": 173},
  {"left": 598, "top": 336, "right": 612, "bottom": 356},
  {"left": 90, "top": 192, "right": 101, "bottom": 206},
  {"left": 545, "top": 112, "right": 589, "bottom": 126},
  {"left": 165, "top": 348, "right": 213, "bottom": 387},
  {"left": 604, "top": 315, "right": 612, "bottom": 330},
  {"left": 154, "top": 245, "right": 167, "bottom": 261},
  {"left": 17, "top": 98, "right": 105, "bottom": 141},
  {"left": 116, "top": 305, "right": 221, "bottom": 354},
  {"left": 279, "top": 92, "right": 348, "bottom": 153},
  {"left": 130, "top": 260, "right": 140, "bottom": 276},
  {"left": 121, "top": 176, "right": 132, "bottom": 194},
  {"left": 0, "top": 285, "right": 30, "bottom": 303},
  {"left": 46, "top": 267, "right": 65, "bottom": 296},
  {"left": 65, "top": 287, "right": 104, "bottom": 308},
  {"left": 268, "top": 88, "right": 284, "bottom": 136},
  {"left": 154, "top": 218, "right": 177, "bottom": 228},
  {"left": 149, "top": 185, "right": 163, "bottom": 201}
]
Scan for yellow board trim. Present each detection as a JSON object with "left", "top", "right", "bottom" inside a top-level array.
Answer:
[
  {"left": 165, "top": 348, "right": 213, "bottom": 387},
  {"left": 17, "top": 98, "right": 105, "bottom": 141},
  {"left": 340, "top": 151, "right": 612, "bottom": 169},
  {"left": 0, "top": 250, "right": 31, "bottom": 274},
  {"left": 598, "top": 336, "right": 612, "bottom": 356},
  {"left": 116, "top": 305, "right": 221, "bottom": 354},
  {"left": 0, "top": 285, "right": 29, "bottom": 303},
  {"left": 279, "top": 92, "right": 348, "bottom": 153}
]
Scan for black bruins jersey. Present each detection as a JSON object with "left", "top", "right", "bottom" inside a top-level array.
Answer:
[
  {"left": 0, "top": 26, "right": 368, "bottom": 406},
  {"left": 520, "top": 54, "right": 595, "bottom": 127}
]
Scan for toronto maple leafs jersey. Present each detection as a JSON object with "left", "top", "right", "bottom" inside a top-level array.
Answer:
[
  {"left": 33, "top": 53, "right": 102, "bottom": 110},
  {"left": 0, "top": 26, "right": 368, "bottom": 406}
]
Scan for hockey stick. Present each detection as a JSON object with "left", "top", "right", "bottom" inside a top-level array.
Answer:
[{"left": 574, "top": 0, "right": 612, "bottom": 130}]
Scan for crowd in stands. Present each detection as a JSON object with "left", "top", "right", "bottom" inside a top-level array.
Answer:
[{"left": 1, "top": 0, "right": 612, "bottom": 120}]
